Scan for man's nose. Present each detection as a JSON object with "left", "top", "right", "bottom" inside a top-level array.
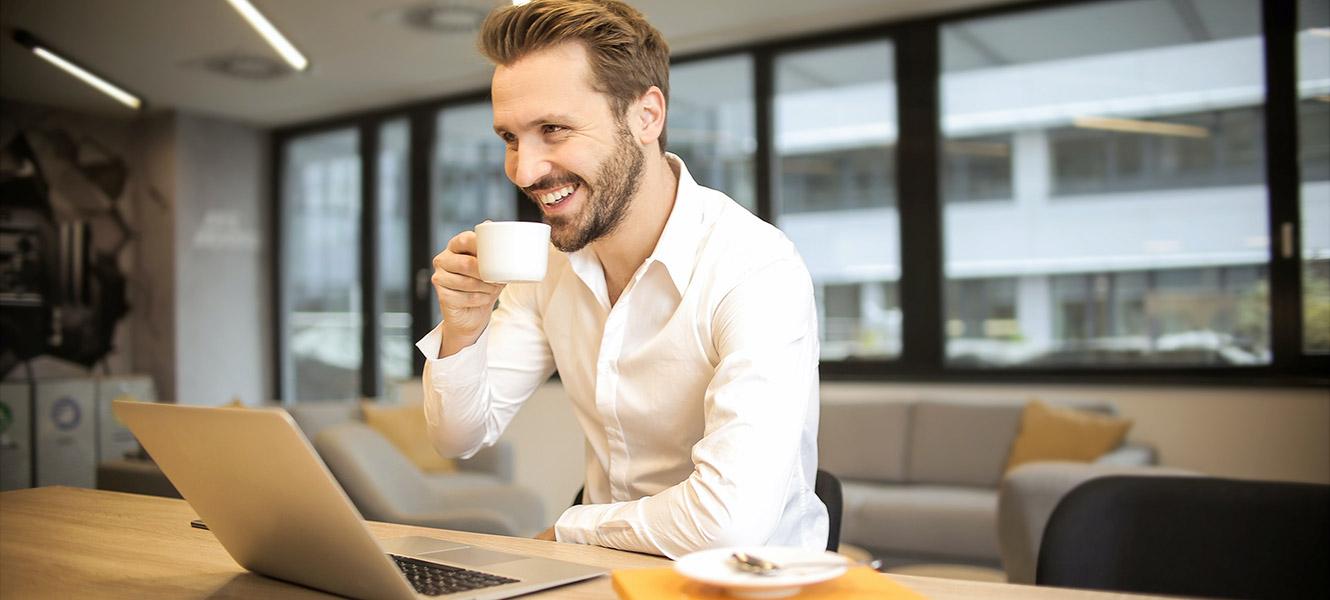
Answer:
[{"left": 509, "top": 143, "right": 552, "bottom": 189}]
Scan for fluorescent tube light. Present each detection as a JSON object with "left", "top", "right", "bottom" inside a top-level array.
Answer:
[
  {"left": 226, "top": 0, "right": 309, "bottom": 71},
  {"left": 1073, "top": 116, "right": 1209, "bottom": 139},
  {"left": 13, "top": 30, "right": 142, "bottom": 110}
]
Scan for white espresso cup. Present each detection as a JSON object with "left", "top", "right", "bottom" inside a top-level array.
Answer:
[{"left": 475, "top": 221, "right": 551, "bottom": 283}]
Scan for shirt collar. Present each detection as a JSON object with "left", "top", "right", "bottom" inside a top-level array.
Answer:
[
  {"left": 650, "top": 153, "right": 705, "bottom": 295},
  {"left": 565, "top": 153, "right": 705, "bottom": 299}
]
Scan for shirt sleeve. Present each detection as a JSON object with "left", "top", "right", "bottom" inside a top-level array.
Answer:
[
  {"left": 553, "top": 257, "right": 820, "bottom": 557},
  {"left": 418, "top": 281, "right": 557, "bottom": 459}
]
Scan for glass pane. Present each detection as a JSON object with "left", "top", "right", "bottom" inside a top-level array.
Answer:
[
  {"left": 432, "top": 102, "right": 516, "bottom": 325},
  {"left": 669, "top": 55, "right": 757, "bottom": 212},
  {"left": 940, "top": 0, "right": 1270, "bottom": 367},
  {"left": 1298, "top": 0, "right": 1330, "bottom": 353},
  {"left": 378, "top": 120, "right": 412, "bottom": 389},
  {"left": 774, "top": 40, "right": 899, "bottom": 360},
  {"left": 282, "top": 128, "right": 362, "bottom": 401}
]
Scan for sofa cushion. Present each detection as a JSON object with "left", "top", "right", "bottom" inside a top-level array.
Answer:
[
  {"left": 363, "top": 401, "right": 457, "bottom": 473},
  {"left": 1004, "top": 401, "right": 1132, "bottom": 472},
  {"left": 907, "top": 401, "right": 1023, "bottom": 487},
  {"left": 842, "top": 481, "right": 999, "bottom": 561},
  {"left": 818, "top": 401, "right": 911, "bottom": 482},
  {"left": 288, "top": 401, "right": 362, "bottom": 439}
]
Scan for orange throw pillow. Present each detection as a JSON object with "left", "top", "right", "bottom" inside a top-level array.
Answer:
[
  {"left": 361, "top": 401, "right": 457, "bottom": 474},
  {"left": 1005, "top": 401, "right": 1132, "bottom": 472}
]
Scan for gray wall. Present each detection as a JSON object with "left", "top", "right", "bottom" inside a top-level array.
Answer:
[{"left": 173, "top": 114, "right": 271, "bottom": 406}]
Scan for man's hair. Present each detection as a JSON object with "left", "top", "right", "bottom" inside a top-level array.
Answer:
[{"left": 479, "top": 0, "right": 671, "bottom": 152}]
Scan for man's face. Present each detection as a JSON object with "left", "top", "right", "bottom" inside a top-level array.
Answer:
[{"left": 491, "top": 42, "right": 645, "bottom": 253}]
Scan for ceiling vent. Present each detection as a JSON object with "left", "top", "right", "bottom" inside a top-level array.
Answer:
[
  {"left": 381, "top": 2, "right": 488, "bottom": 34},
  {"left": 193, "top": 54, "right": 293, "bottom": 81}
]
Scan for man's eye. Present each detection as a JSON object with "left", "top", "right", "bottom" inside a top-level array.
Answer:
[{"left": 542, "top": 124, "right": 566, "bottom": 135}]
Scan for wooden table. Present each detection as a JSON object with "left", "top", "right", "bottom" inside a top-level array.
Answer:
[{"left": 1, "top": 487, "right": 1165, "bottom": 599}]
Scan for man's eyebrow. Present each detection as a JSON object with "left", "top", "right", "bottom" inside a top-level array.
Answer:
[{"left": 494, "top": 114, "right": 578, "bottom": 136}]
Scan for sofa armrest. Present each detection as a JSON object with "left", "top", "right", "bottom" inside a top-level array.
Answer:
[
  {"left": 313, "top": 423, "right": 525, "bottom": 536},
  {"left": 997, "top": 462, "right": 1197, "bottom": 584},
  {"left": 1094, "top": 442, "right": 1157, "bottom": 467},
  {"left": 457, "top": 440, "right": 515, "bottom": 483}
]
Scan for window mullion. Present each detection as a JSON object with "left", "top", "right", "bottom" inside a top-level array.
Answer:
[{"left": 895, "top": 23, "right": 944, "bottom": 372}]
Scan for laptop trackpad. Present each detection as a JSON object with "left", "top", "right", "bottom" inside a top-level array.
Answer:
[{"left": 421, "top": 547, "right": 527, "bottom": 567}]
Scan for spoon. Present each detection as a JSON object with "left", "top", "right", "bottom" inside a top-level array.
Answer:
[{"left": 730, "top": 552, "right": 882, "bottom": 576}]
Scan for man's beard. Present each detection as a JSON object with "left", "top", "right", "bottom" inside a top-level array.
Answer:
[{"left": 543, "top": 123, "right": 645, "bottom": 253}]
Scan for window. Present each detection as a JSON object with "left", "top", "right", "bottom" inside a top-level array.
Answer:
[
  {"left": 669, "top": 55, "right": 757, "bottom": 212},
  {"left": 378, "top": 120, "right": 412, "bottom": 389},
  {"left": 431, "top": 102, "right": 516, "bottom": 325},
  {"left": 943, "top": 135, "right": 1013, "bottom": 203},
  {"left": 280, "top": 128, "right": 362, "bottom": 402},
  {"left": 940, "top": 0, "right": 1270, "bottom": 368},
  {"left": 774, "top": 40, "right": 900, "bottom": 360},
  {"left": 1298, "top": 0, "right": 1330, "bottom": 353},
  {"left": 275, "top": 0, "right": 1326, "bottom": 390},
  {"left": 1049, "top": 107, "right": 1265, "bottom": 196}
]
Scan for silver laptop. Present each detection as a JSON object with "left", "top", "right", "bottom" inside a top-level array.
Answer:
[{"left": 113, "top": 400, "right": 606, "bottom": 600}]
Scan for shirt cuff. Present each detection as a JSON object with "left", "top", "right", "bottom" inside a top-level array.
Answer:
[
  {"left": 415, "top": 323, "right": 488, "bottom": 390},
  {"left": 554, "top": 501, "right": 674, "bottom": 558}
]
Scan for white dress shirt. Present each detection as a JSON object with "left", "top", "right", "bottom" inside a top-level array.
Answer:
[{"left": 417, "top": 155, "right": 827, "bottom": 558}]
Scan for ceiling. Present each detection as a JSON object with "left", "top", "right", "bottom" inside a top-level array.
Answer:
[{"left": 0, "top": 0, "right": 1030, "bottom": 128}]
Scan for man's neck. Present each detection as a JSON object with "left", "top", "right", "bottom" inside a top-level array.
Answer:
[{"left": 592, "top": 153, "right": 679, "bottom": 304}]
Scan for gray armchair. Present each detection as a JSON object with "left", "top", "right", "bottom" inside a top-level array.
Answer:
[
  {"left": 997, "top": 461, "right": 1198, "bottom": 584},
  {"left": 288, "top": 402, "right": 544, "bottom": 537}
]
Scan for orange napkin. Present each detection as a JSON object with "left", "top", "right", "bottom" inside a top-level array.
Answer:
[{"left": 611, "top": 566, "right": 926, "bottom": 600}]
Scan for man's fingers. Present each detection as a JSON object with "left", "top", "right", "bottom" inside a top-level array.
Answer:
[
  {"left": 434, "top": 251, "right": 482, "bottom": 280},
  {"left": 445, "top": 230, "right": 478, "bottom": 255},
  {"left": 433, "top": 269, "right": 503, "bottom": 294}
]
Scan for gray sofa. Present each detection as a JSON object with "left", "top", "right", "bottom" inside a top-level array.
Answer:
[
  {"left": 818, "top": 399, "right": 1156, "bottom": 570},
  {"left": 288, "top": 402, "right": 545, "bottom": 537}
]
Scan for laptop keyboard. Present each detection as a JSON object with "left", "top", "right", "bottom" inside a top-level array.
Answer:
[{"left": 389, "top": 554, "right": 520, "bottom": 596}]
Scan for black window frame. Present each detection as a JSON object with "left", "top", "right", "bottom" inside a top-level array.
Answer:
[{"left": 271, "top": 0, "right": 1328, "bottom": 403}]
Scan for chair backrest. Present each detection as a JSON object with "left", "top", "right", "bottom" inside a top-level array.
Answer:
[
  {"left": 571, "top": 468, "right": 844, "bottom": 552},
  {"left": 1037, "top": 475, "right": 1330, "bottom": 599},
  {"left": 815, "top": 468, "right": 842, "bottom": 552}
]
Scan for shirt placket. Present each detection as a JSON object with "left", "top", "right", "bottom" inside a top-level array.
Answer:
[
  {"left": 593, "top": 263, "right": 654, "bottom": 502},
  {"left": 595, "top": 307, "right": 629, "bottom": 501}
]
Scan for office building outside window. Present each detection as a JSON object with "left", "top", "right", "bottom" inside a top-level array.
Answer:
[
  {"left": 669, "top": 55, "right": 757, "bottom": 212},
  {"left": 774, "top": 40, "right": 900, "bottom": 360},
  {"left": 432, "top": 102, "right": 516, "bottom": 326},
  {"left": 378, "top": 120, "right": 413, "bottom": 389},
  {"left": 281, "top": 128, "right": 362, "bottom": 402},
  {"left": 1298, "top": 0, "right": 1330, "bottom": 353},
  {"left": 940, "top": 0, "right": 1274, "bottom": 367}
]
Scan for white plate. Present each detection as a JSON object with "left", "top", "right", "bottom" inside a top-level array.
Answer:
[{"left": 674, "top": 546, "right": 849, "bottom": 598}]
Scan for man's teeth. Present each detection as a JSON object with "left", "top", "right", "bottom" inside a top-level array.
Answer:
[{"left": 539, "top": 185, "right": 575, "bottom": 205}]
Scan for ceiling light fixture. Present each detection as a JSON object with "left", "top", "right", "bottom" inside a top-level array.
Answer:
[
  {"left": 12, "top": 29, "right": 143, "bottom": 110},
  {"left": 1073, "top": 116, "right": 1209, "bottom": 139},
  {"left": 225, "top": 0, "right": 309, "bottom": 71}
]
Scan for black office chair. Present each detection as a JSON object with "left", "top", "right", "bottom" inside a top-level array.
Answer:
[
  {"left": 571, "top": 469, "right": 843, "bottom": 552},
  {"left": 1036, "top": 475, "right": 1330, "bottom": 599}
]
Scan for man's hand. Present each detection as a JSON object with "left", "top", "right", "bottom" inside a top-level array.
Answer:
[
  {"left": 432, "top": 230, "right": 506, "bottom": 358},
  {"left": 533, "top": 526, "right": 556, "bottom": 541}
]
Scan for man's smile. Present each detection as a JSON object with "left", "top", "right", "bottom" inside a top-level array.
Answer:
[{"left": 536, "top": 183, "right": 579, "bottom": 206}]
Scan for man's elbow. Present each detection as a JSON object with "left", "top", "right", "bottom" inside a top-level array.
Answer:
[
  {"left": 428, "top": 426, "right": 487, "bottom": 460},
  {"left": 686, "top": 511, "right": 780, "bottom": 552}
]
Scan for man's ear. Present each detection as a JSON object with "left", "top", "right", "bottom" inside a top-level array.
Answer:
[{"left": 633, "top": 86, "right": 667, "bottom": 149}]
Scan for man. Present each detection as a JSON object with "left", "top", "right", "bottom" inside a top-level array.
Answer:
[{"left": 419, "top": 0, "right": 826, "bottom": 558}]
